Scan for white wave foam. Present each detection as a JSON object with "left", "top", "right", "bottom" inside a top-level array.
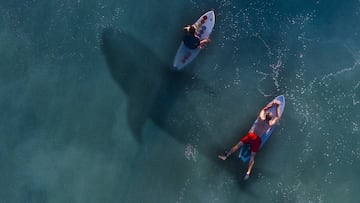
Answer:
[
  {"left": 184, "top": 144, "right": 198, "bottom": 162},
  {"left": 176, "top": 178, "right": 191, "bottom": 203}
]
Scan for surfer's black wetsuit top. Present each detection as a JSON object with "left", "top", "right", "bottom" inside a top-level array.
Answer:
[{"left": 183, "top": 32, "right": 200, "bottom": 50}]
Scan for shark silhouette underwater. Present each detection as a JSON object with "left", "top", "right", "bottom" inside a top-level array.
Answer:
[
  {"left": 100, "top": 27, "right": 217, "bottom": 145},
  {"left": 100, "top": 28, "right": 268, "bottom": 190}
]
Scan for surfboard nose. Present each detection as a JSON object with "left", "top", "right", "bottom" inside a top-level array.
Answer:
[{"left": 276, "top": 95, "right": 285, "bottom": 103}]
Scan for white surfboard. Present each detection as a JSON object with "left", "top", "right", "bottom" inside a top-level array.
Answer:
[{"left": 173, "top": 10, "right": 215, "bottom": 70}]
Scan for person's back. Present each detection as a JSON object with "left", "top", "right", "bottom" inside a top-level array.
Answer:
[
  {"left": 252, "top": 118, "right": 271, "bottom": 138},
  {"left": 183, "top": 25, "right": 200, "bottom": 49}
]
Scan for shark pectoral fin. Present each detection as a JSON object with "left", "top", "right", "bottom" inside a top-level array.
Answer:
[
  {"left": 194, "top": 77, "right": 217, "bottom": 97},
  {"left": 126, "top": 96, "right": 154, "bottom": 144}
]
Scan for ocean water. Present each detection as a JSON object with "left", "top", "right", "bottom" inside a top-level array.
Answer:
[{"left": 0, "top": 0, "right": 359, "bottom": 202}]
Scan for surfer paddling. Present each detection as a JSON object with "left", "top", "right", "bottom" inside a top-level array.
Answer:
[{"left": 183, "top": 25, "right": 210, "bottom": 49}]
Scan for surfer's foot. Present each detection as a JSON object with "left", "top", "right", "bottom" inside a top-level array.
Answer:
[
  {"left": 244, "top": 172, "right": 250, "bottom": 180},
  {"left": 218, "top": 155, "right": 227, "bottom": 160}
]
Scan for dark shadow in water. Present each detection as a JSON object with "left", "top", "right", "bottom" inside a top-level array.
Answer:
[
  {"left": 215, "top": 149, "right": 278, "bottom": 200},
  {"left": 101, "top": 27, "right": 265, "bottom": 196},
  {"left": 100, "top": 27, "right": 215, "bottom": 143}
]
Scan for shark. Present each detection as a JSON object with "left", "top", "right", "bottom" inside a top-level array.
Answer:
[{"left": 100, "top": 27, "right": 216, "bottom": 146}]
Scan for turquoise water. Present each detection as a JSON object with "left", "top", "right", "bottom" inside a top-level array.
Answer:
[{"left": 1, "top": 0, "right": 360, "bottom": 202}]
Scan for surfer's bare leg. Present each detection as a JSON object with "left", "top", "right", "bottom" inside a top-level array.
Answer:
[
  {"left": 218, "top": 141, "right": 243, "bottom": 160},
  {"left": 244, "top": 152, "right": 256, "bottom": 180}
]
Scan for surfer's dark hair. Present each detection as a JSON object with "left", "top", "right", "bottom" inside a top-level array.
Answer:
[
  {"left": 265, "top": 112, "right": 272, "bottom": 121},
  {"left": 189, "top": 26, "right": 196, "bottom": 34}
]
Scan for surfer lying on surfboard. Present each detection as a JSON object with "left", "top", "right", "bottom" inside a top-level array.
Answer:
[
  {"left": 218, "top": 100, "right": 282, "bottom": 180},
  {"left": 183, "top": 25, "right": 211, "bottom": 49}
]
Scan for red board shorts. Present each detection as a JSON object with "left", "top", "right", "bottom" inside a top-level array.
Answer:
[{"left": 240, "top": 132, "right": 261, "bottom": 153}]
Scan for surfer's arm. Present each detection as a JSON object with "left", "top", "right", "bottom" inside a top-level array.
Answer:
[
  {"left": 269, "top": 101, "right": 281, "bottom": 126},
  {"left": 260, "top": 102, "right": 274, "bottom": 119},
  {"left": 261, "top": 100, "right": 281, "bottom": 121},
  {"left": 266, "top": 100, "right": 280, "bottom": 109},
  {"left": 276, "top": 100, "right": 281, "bottom": 116},
  {"left": 259, "top": 109, "right": 266, "bottom": 120},
  {"left": 269, "top": 117, "right": 279, "bottom": 126}
]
